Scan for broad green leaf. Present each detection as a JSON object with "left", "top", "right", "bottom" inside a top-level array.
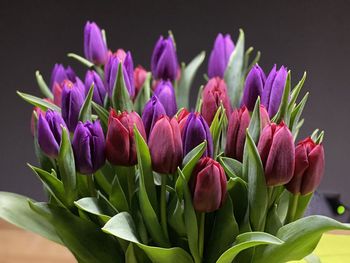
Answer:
[
  {"left": 92, "top": 101, "right": 109, "bottom": 129},
  {"left": 110, "top": 172, "right": 129, "bottom": 213},
  {"left": 272, "top": 71, "right": 291, "bottom": 123},
  {"left": 103, "top": 212, "right": 194, "bottom": 263},
  {"left": 168, "top": 192, "right": 186, "bottom": 237},
  {"left": 304, "top": 253, "right": 321, "bottom": 263},
  {"left": 219, "top": 157, "right": 243, "bottom": 178},
  {"left": 227, "top": 177, "right": 248, "bottom": 225},
  {"left": 224, "top": 29, "right": 245, "bottom": 107},
  {"left": 112, "top": 63, "right": 133, "bottom": 112},
  {"left": 17, "top": 91, "right": 61, "bottom": 112},
  {"left": 0, "top": 192, "right": 62, "bottom": 244},
  {"left": 265, "top": 204, "right": 282, "bottom": 235},
  {"left": 177, "top": 51, "right": 206, "bottom": 108},
  {"left": 216, "top": 232, "right": 283, "bottom": 263},
  {"left": 294, "top": 193, "right": 313, "bottom": 220},
  {"left": 35, "top": 70, "right": 53, "bottom": 99},
  {"left": 94, "top": 169, "right": 112, "bottom": 195},
  {"left": 78, "top": 83, "right": 94, "bottom": 122}
]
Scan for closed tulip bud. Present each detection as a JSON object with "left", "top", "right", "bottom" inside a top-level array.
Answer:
[
  {"left": 260, "top": 105, "right": 270, "bottom": 129},
  {"left": 177, "top": 108, "right": 190, "bottom": 132},
  {"left": 242, "top": 65, "right": 266, "bottom": 111},
  {"left": 153, "top": 80, "right": 178, "bottom": 117},
  {"left": 61, "top": 80, "right": 85, "bottom": 132},
  {"left": 262, "top": 65, "right": 288, "bottom": 118},
  {"left": 84, "top": 21, "right": 108, "bottom": 65},
  {"left": 258, "top": 122, "right": 295, "bottom": 186},
  {"left": 142, "top": 96, "right": 167, "bottom": 138},
  {"left": 148, "top": 116, "right": 183, "bottom": 174},
  {"left": 106, "top": 110, "right": 146, "bottom": 166},
  {"left": 201, "top": 77, "right": 231, "bottom": 126},
  {"left": 31, "top": 98, "right": 53, "bottom": 136},
  {"left": 37, "top": 110, "right": 67, "bottom": 158},
  {"left": 182, "top": 112, "right": 213, "bottom": 157},
  {"left": 72, "top": 121, "right": 105, "bottom": 174},
  {"left": 105, "top": 51, "right": 135, "bottom": 98},
  {"left": 151, "top": 36, "right": 178, "bottom": 81},
  {"left": 50, "top": 63, "right": 76, "bottom": 89},
  {"left": 286, "top": 138, "right": 325, "bottom": 195},
  {"left": 190, "top": 157, "right": 227, "bottom": 212},
  {"left": 84, "top": 70, "right": 106, "bottom": 106},
  {"left": 134, "top": 65, "right": 148, "bottom": 97},
  {"left": 208, "top": 33, "right": 234, "bottom": 78}
]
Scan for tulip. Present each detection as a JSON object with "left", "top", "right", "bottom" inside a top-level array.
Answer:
[
  {"left": 50, "top": 63, "right": 76, "bottom": 89},
  {"left": 105, "top": 51, "right": 135, "bottom": 98},
  {"left": 208, "top": 33, "right": 234, "bottom": 78},
  {"left": 177, "top": 108, "right": 190, "bottom": 132},
  {"left": 31, "top": 98, "right": 54, "bottom": 136},
  {"left": 134, "top": 65, "right": 148, "bottom": 97},
  {"left": 190, "top": 157, "right": 227, "bottom": 212},
  {"left": 61, "top": 80, "right": 85, "bottom": 132},
  {"left": 148, "top": 116, "right": 183, "bottom": 174},
  {"left": 242, "top": 64, "right": 266, "bottom": 111},
  {"left": 84, "top": 70, "right": 106, "bottom": 106},
  {"left": 181, "top": 112, "right": 213, "bottom": 157},
  {"left": 286, "top": 138, "right": 325, "bottom": 195},
  {"left": 142, "top": 96, "right": 167, "bottom": 138},
  {"left": 153, "top": 80, "right": 177, "bottom": 117},
  {"left": 72, "top": 121, "right": 105, "bottom": 174},
  {"left": 106, "top": 110, "right": 146, "bottom": 166},
  {"left": 84, "top": 21, "right": 108, "bottom": 65},
  {"left": 151, "top": 36, "right": 178, "bottom": 81},
  {"left": 261, "top": 65, "right": 288, "bottom": 118},
  {"left": 258, "top": 122, "right": 295, "bottom": 186},
  {"left": 37, "top": 110, "right": 67, "bottom": 158},
  {"left": 201, "top": 77, "right": 231, "bottom": 126}
]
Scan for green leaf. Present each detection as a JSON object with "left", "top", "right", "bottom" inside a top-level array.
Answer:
[
  {"left": 245, "top": 50, "right": 261, "bottom": 75},
  {"left": 78, "top": 83, "right": 94, "bottom": 122},
  {"left": 110, "top": 172, "right": 130, "bottom": 213},
  {"left": 91, "top": 101, "right": 109, "bottom": 132},
  {"left": 290, "top": 92, "right": 309, "bottom": 135},
  {"left": 224, "top": 29, "right": 245, "bottom": 108},
  {"left": 216, "top": 232, "right": 283, "bottom": 263},
  {"left": 167, "top": 192, "right": 186, "bottom": 237},
  {"left": 287, "top": 72, "right": 307, "bottom": 116},
  {"left": 134, "top": 72, "right": 151, "bottom": 114},
  {"left": 248, "top": 97, "right": 261, "bottom": 144},
  {"left": 68, "top": 53, "right": 94, "bottom": 67},
  {"left": 256, "top": 216, "right": 350, "bottom": 263},
  {"left": 35, "top": 70, "right": 53, "bottom": 99},
  {"left": 294, "top": 192, "right": 313, "bottom": 220},
  {"left": 272, "top": 71, "right": 291, "bottom": 123},
  {"left": 177, "top": 51, "right": 206, "bottom": 108},
  {"left": 304, "top": 253, "right": 321, "bottom": 263},
  {"left": 315, "top": 131, "right": 324, "bottom": 144},
  {"left": 0, "top": 192, "right": 62, "bottom": 244},
  {"left": 218, "top": 157, "right": 243, "bottom": 178},
  {"left": 103, "top": 212, "right": 194, "bottom": 263},
  {"left": 227, "top": 177, "right": 248, "bottom": 225},
  {"left": 265, "top": 204, "right": 282, "bottom": 235},
  {"left": 210, "top": 105, "right": 228, "bottom": 157},
  {"left": 17, "top": 91, "right": 61, "bottom": 112},
  {"left": 112, "top": 63, "right": 133, "bottom": 112},
  {"left": 58, "top": 126, "right": 77, "bottom": 206}
]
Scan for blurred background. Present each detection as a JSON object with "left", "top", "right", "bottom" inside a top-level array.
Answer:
[{"left": 0, "top": 0, "right": 349, "bottom": 221}]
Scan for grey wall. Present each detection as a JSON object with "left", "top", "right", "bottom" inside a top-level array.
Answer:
[{"left": 1, "top": 0, "right": 350, "bottom": 202}]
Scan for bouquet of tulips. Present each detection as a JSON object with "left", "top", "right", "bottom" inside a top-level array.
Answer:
[{"left": 1, "top": 21, "right": 349, "bottom": 263}]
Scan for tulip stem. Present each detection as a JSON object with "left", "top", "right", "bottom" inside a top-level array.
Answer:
[
  {"left": 160, "top": 175, "right": 169, "bottom": 240},
  {"left": 127, "top": 166, "right": 136, "bottom": 204},
  {"left": 87, "top": 174, "right": 96, "bottom": 197},
  {"left": 198, "top": 212, "right": 205, "bottom": 260},
  {"left": 286, "top": 194, "right": 299, "bottom": 224}
]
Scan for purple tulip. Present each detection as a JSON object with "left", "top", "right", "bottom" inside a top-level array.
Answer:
[
  {"left": 181, "top": 112, "right": 213, "bottom": 158},
  {"left": 153, "top": 80, "right": 177, "bottom": 117},
  {"left": 61, "top": 80, "right": 85, "bottom": 132},
  {"left": 105, "top": 51, "right": 135, "bottom": 98},
  {"left": 50, "top": 64, "right": 76, "bottom": 89},
  {"left": 84, "top": 70, "right": 106, "bottom": 106},
  {"left": 72, "top": 120, "right": 106, "bottom": 174},
  {"left": 151, "top": 36, "right": 178, "bottom": 81},
  {"left": 208, "top": 33, "right": 234, "bottom": 78},
  {"left": 261, "top": 65, "right": 288, "bottom": 118},
  {"left": 258, "top": 122, "right": 295, "bottom": 186},
  {"left": 286, "top": 138, "right": 325, "bottom": 195},
  {"left": 142, "top": 96, "right": 167, "bottom": 138},
  {"left": 242, "top": 64, "right": 266, "bottom": 111},
  {"left": 37, "top": 110, "right": 67, "bottom": 158},
  {"left": 190, "top": 157, "right": 227, "bottom": 212},
  {"left": 84, "top": 21, "right": 108, "bottom": 65}
]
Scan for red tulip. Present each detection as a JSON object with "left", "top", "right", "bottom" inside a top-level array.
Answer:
[
  {"left": 177, "top": 108, "right": 190, "bottom": 133},
  {"left": 134, "top": 65, "right": 148, "bottom": 97}
]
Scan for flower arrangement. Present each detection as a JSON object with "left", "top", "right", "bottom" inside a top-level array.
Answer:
[{"left": 0, "top": 21, "right": 349, "bottom": 263}]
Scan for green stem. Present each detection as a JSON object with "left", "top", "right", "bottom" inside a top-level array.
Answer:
[
  {"left": 160, "top": 175, "right": 169, "bottom": 240},
  {"left": 286, "top": 194, "right": 300, "bottom": 224},
  {"left": 127, "top": 166, "right": 135, "bottom": 205},
  {"left": 87, "top": 174, "right": 96, "bottom": 197},
  {"left": 198, "top": 212, "right": 205, "bottom": 260}
]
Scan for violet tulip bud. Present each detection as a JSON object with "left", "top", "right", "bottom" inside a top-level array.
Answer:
[
  {"left": 134, "top": 65, "right": 148, "bottom": 97},
  {"left": 153, "top": 80, "right": 177, "bottom": 117},
  {"left": 286, "top": 138, "right": 325, "bottom": 195},
  {"left": 106, "top": 110, "right": 146, "bottom": 166},
  {"left": 37, "top": 110, "right": 67, "bottom": 158},
  {"left": 142, "top": 96, "right": 167, "bottom": 138},
  {"left": 201, "top": 77, "right": 231, "bottom": 126},
  {"left": 151, "top": 36, "right": 178, "bottom": 81},
  {"left": 105, "top": 51, "right": 135, "bottom": 98},
  {"left": 261, "top": 65, "right": 288, "bottom": 118},
  {"left": 61, "top": 80, "right": 85, "bottom": 132},
  {"left": 208, "top": 33, "right": 234, "bottom": 78},
  {"left": 148, "top": 116, "right": 183, "bottom": 174},
  {"left": 242, "top": 64, "right": 266, "bottom": 111},
  {"left": 50, "top": 63, "right": 76, "bottom": 89},
  {"left": 258, "top": 122, "right": 295, "bottom": 186},
  {"left": 72, "top": 121, "right": 105, "bottom": 174},
  {"left": 84, "top": 70, "right": 106, "bottom": 106},
  {"left": 190, "top": 157, "right": 227, "bottom": 212},
  {"left": 182, "top": 112, "right": 213, "bottom": 157},
  {"left": 84, "top": 21, "right": 108, "bottom": 65}
]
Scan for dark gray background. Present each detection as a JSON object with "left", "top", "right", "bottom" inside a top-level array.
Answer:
[{"left": 0, "top": 0, "right": 349, "bottom": 203}]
